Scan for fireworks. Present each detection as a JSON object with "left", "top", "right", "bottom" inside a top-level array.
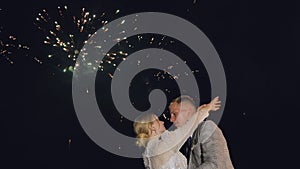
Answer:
[
  {"left": 0, "top": 9, "right": 29, "bottom": 65},
  {"left": 68, "top": 138, "right": 72, "bottom": 150},
  {"left": 34, "top": 5, "right": 122, "bottom": 73},
  {"left": 33, "top": 5, "right": 199, "bottom": 83},
  {"left": 0, "top": 35, "right": 30, "bottom": 65}
]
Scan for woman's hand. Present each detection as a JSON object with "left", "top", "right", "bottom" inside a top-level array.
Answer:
[
  {"left": 208, "top": 96, "right": 221, "bottom": 111},
  {"left": 197, "top": 96, "right": 221, "bottom": 112}
]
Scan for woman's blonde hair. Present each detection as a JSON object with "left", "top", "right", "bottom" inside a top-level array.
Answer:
[{"left": 133, "top": 113, "right": 157, "bottom": 147}]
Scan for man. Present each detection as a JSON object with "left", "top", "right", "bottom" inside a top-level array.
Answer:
[{"left": 169, "top": 95, "right": 234, "bottom": 169}]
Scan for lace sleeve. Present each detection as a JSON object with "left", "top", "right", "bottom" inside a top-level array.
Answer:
[
  {"left": 149, "top": 110, "right": 209, "bottom": 156},
  {"left": 143, "top": 150, "right": 152, "bottom": 169}
]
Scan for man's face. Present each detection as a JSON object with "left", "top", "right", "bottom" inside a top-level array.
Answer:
[{"left": 169, "top": 102, "right": 195, "bottom": 127}]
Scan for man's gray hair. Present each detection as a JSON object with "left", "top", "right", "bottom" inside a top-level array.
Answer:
[{"left": 170, "top": 95, "right": 196, "bottom": 108}]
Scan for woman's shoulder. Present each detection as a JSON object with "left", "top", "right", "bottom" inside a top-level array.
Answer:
[
  {"left": 145, "top": 131, "right": 173, "bottom": 156},
  {"left": 160, "top": 130, "right": 171, "bottom": 139}
]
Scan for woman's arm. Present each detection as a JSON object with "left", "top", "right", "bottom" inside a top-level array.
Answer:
[
  {"left": 196, "top": 96, "right": 221, "bottom": 114},
  {"left": 175, "top": 96, "right": 221, "bottom": 148},
  {"left": 154, "top": 97, "right": 221, "bottom": 155}
]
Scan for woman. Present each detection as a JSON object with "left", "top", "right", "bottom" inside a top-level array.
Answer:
[{"left": 133, "top": 97, "right": 221, "bottom": 169}]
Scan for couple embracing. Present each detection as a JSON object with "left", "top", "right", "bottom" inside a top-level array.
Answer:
[{"left": 134, "top": 96, "right": 234, "bottom": 169}]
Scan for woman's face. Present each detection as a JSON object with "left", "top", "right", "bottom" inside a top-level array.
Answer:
[{"left": 151, "top": 116, "right": 166, "bottom": 134}]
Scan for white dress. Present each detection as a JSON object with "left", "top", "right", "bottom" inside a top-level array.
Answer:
[{"left": 142, "top": 111, "right": 208, "bottom": 169}]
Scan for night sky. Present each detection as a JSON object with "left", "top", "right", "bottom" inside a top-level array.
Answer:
[{"left": 1, "top": 0, "right": 299, "bottom": 168}]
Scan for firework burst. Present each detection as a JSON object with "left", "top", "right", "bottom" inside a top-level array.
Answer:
[
  {"left": 0, "top": 9, "right": 30, "bottom": 65},
  {"left": 0, "top": 36, "right": 30, "bottom": 65},
  {"left": 34, "top": 5, "right": 121, "bottom": 73},
  {"left": 34, "top": 6, "right": 195, "bottom": 83}
]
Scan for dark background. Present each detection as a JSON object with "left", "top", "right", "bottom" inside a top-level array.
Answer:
[{"left": 1, "top": 0, "right": 299, "bottom": 168}]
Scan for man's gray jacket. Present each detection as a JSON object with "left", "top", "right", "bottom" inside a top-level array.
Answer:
[{"left": 188, "top": 120, "right": 234, "bottom": 169}]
